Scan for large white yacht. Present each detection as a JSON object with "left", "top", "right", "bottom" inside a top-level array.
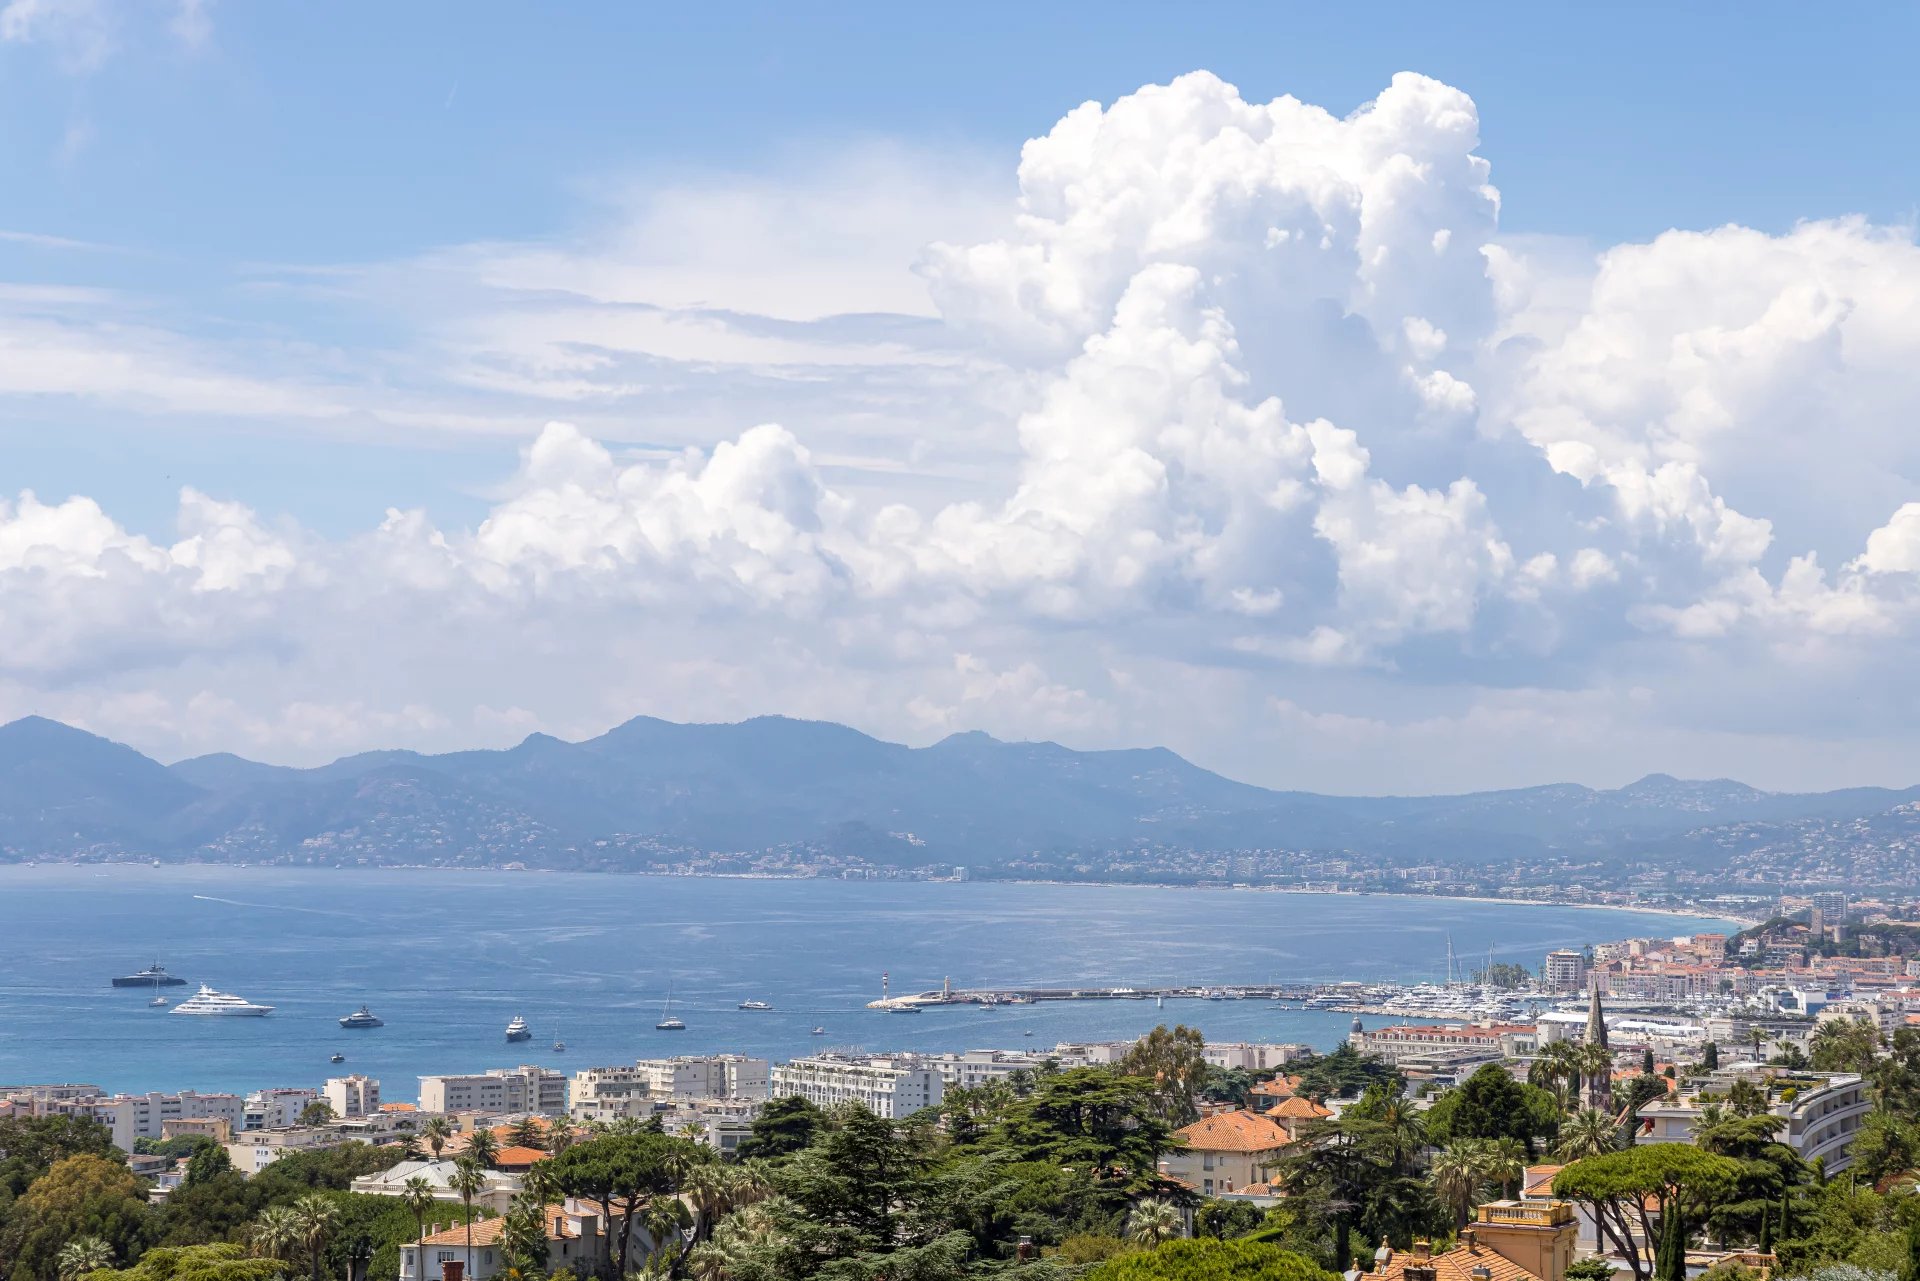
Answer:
[{"left": 170, "top": 984, "right": 274, "bottom": 1017}]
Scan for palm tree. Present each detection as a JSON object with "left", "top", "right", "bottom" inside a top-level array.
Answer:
[
  {"left": 449, "top": 1156, "right": 489, "bottom": 1270},
  {"left": 1485, "top": 1136, "right": 1528, "bottom": 1199},
  {"left": 422, "top": 1116, "right": 454, "bottom": 1161},
  {"left": 1430, "top": 1139, "right": 1490, "bottom": 1229},
  {"left": 1557, "top": 1108, "right": 1620, "bottom": 1161},
  {"left": 642, "top": 1197, "right": 695, "bottom": 1272},
  {"left": 1126, "top": 1198, "right": 1184, "bottom": 1246},
  {"left": 501, "top": 1194, "right": 551, "bottom": 1276},
  {"left": 292, "top": 1194, "right": 341, "bottom": 1281},
  {"left": 546, "top": 1122, "right": 576, "bottom": 1157},
  {"left": 251, "top": 1206, "right": 303, "bottom": 1262},
  {"left": 401, "top": 1177, "right": 437, "bottom": 1250},
  {"left": 464, "top": 1127, "right": 501, "bottom": 1170},
  {"left": 682, "top": 1163, "right": 731, "bottom": 1244},
  {"left": 56, "top": 1238, "right": 113, "bottom": 1281}
]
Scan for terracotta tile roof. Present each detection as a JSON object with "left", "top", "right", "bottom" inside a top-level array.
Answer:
[
  {"left": 381, "top": 1103, "right": 419, "bottom": 1112},
  {"left": 1265, "top": 1096, "right": 1331, "bottom": 1121},
  {"left": 1250, "top": 1073, "right": 1303, "bottom": 1098},
  {"left": 1374, "top": 1242, "right": 1541, "bottom": 1281},
  {"left": 415, "top": 1208, "right": 591, "bottom": 1248},
  {"left": 1174, "top": 1110, "right": 1292, "bottom": 1153},
  {"left": 492, "top": 1146, "right": 548, "bottom": 1167},
  {"left": 1522, "top": 1164, "right": 1562, "bottom": 1197}
]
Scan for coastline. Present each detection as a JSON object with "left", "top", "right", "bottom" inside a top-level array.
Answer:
[{"left": 0, "top": 861, "right": 1757, "bottom": 927}]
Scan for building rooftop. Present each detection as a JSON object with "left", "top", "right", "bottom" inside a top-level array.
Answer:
[
  {"left": 415, "top": 1207, "right": 595, "bottom": 1248},
  {"left": 1174, "top": 1110, "right": 1292, "bottom": 1153}
]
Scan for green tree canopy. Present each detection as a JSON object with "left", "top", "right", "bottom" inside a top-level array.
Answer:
[
  {"left": 1120, "top": 1026, "right": 1212, "bottom": 1127},
  {"left": 1087, "top": 1238, "right": 1340, "bottom": 1281},
  {"left": 738, "top": 1097, "right": 827, "bottom": 1162},
  {"left": 2, "top": 1154, "right": 155, "bottom": 1281}
]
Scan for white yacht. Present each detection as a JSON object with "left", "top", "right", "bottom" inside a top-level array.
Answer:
[
  {"left": 170, "top": 984, "right": 273, "bottom": 1017},
  {"left": 737, "top": 998, "right": 773, "bottom": 1011},
  {"left": 505, "top": 1015, "right": 532, "bottom": 1042}
]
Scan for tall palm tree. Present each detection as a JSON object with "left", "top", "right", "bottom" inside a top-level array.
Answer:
[
  {"left": 292, "top": 1194, "right": 341, "bottom": 1281},
  {"left": 1485, "top": 1137, "right": 1528, "bottom": 1199},
  {"left": 464, "top": 1128, "right": 501, "bottom": 1170},
  {"left": 251, "top": 1206, "right": 303, "bottom": 1262},
  {"left": 1126, "top": 1198, "right": 1184, "bottom": 1246},
  {"left": 56, "top": 1237, "right": 113, "bottom": 1281},
  {"left": 449, "top": 1156, "right": 489, "bottom": 1271},
  {"left": 1430, "top": 1139, "right": 1489, "bottom": 1229},
  {"left": 422, "top": 1117, "right": 454, "bottom": 1161},
  {"left": 401, "top": 1177, "right": 437, "bottom": 1250},
  {"left": 682, "top": 1164, "right": 731, "bottom": 1244},
  {"left": 1556, "top": 1108, "right": 1620, "bottom": 1161},
  {"left": 500, "top": 1194, "right": 551, "bottom": 1277}
]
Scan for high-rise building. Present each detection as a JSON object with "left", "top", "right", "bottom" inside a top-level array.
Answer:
[
  {"left": 1812, "top": 892, "right": 1850, "bottom": 926},
  {"left": 1543, "top": 949, "right": 1587, "bottom": 993}
]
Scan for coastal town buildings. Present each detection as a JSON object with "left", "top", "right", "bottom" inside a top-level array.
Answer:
[
  {"left": 418, "top": 1066, "right": 566, "bottom": 1116},
  {"left": 768, "top": 1053, "right": 943, "bottom": 1118},
  {"left": 633, "top": 1055, "right": 769, "bottom": 1100},
  {"left": 353, "top": 1157, "right": 522, "bottom": 1211},
  {"left": 398, "top": 1201, "right": 619, "bottom": 1281}
]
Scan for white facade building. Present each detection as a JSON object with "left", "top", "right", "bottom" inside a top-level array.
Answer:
[
  {"left": 770, "top": 1054, "right": 943, "bottom": 1118},
  {"left": 244, "top": 1088, "right": 319, "bottom": 1131},
  {"left": 324, "top": 1074, "right": 380, "bottom": 1119},
  {"left": 633, "top": 1056, "right": 770, "bottom": 1101},
  {"left": 418, "top": 1066, "right": 566, "bottom": 1116},
  {"left": 76, "top": 1091, "right": 247, "bottom": 1152}
]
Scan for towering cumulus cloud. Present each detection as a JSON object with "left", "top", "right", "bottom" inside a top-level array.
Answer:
[{"left": 7, "top": 69, "right": 1920, "bottom": 786}]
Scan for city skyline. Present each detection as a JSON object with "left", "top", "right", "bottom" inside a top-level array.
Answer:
[{"left": 4, "top": 5, "right": 1920, "bottom": 793}]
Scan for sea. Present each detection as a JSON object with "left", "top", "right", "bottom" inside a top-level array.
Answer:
[{"left": 0, "top": 864, "right": 1736, "bottom": 1098}]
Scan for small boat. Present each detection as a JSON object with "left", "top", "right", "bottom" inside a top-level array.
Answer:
[
  {"left": 656, "top": 982, "right": 685, "bottom": 1031},
  {"left": 1023, "top": 1029, "right": 1034, "bottom": 1037},
  {"left": 148, "top": 996, "right": 170, "bottom": 1008},
  {"left": 329, "top": 1053, "right": 345, "bottom": 1064},
  {"left": 553, "top": 1025, "right": 566, "bottom": 1052},
  {"left": 737, "top": 998, "right": 774, "bottom": 1011},
  {"left": 505, "top": 1015, "right": 532, "bottom": 1042},
  {"left": 339, "top": 1005, "right": 384, "bottom": 1029},
  {"left": 889, "top": 1003, "right": 922, "bottom": 1015},
  {"left": 811, "top": 1026, "right": 827, "bottom": 1035}
]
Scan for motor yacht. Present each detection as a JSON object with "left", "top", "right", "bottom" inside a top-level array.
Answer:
[
  {"left": 505, "top": 1015, "right": 532, "bottom": 1042},
  {"left": 115, "top": 963, "right": 187, "bottom": 988},
  {"left": 339, "top": 1005, "right": 384, "bottom": 1029},
  {"left": 170, "top": 984, "right": 273, "bottom": 1017},
  {"left": 737, "top": 998, "right": 774, "bottom": 1011}
]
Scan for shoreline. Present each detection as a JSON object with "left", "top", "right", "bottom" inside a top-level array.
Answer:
[{"left": 0, "top": 861, "right": 1756, "bottom": 928}]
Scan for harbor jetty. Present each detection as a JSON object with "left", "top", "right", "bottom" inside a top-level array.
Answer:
[{"left": 867, "top": 976, "right": 1324, "bottom": 1010}]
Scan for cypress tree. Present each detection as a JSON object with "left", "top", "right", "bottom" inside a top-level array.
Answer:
[
  {"left": 1657, "top": 1202, "right": 1687, "bottom": 1281},
  {"left": 1643, "top": 1048, "right": 1657, "bottom": 1076},
  {"left": 1779, "top": 1184, "right": 1792, "bottom": 1240},
  {"left": 1703, "top": 1041, "right": 1720, "bottom": 1070},
  {"left": 1758, "top": 1208, "right": 1771, "bottom": 1255}
]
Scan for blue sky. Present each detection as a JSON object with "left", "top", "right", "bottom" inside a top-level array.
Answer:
[{"left": 2, "top": 2, "right": 1919, "bottom": 790}]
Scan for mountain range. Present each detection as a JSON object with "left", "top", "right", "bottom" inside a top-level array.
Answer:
[{"left": 1, "top": 713, "right": 1915, "bottom": 874}]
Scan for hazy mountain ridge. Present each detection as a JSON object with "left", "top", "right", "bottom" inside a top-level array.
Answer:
[{"left": 0, "top": 713, "right": 1913, "bottom": 871}]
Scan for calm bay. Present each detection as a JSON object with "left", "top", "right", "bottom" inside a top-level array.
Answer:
[{"left": 0, "top": 865, "right": 1734, "bottom": 1095}]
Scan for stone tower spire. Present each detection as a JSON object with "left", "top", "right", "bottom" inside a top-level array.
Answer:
[{"left": 1585, "top": 982, "right": 1608, "bottom": 1048}]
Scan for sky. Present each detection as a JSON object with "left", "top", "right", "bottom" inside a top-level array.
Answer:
[{"left": 3, "top": 1, "right": 1920, "bottom": 793}]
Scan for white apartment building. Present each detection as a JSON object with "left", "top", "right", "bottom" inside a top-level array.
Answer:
[
  {"left": 770, "top": 1054, "right": 943, "bottom": 1118},
  {"left": 634, "top": 1056, "right": 770, "bottom": 1101},
  {"left": 569, "top": 1066, "right": 648, "bottom": 1122},
  {"left": 324, "top": 1074, "right": 380, "bottom": 1119},
  {"left": 1639, "top": 1070, "right": 1870, "bottom": 1173},
  {"left": 920, "top": 1049, "right": 1055, "bottom": 1089},
  {"left": 1202, "top": 1042, "right": 1313, "bottom": 1072},
  {"left": 244, "top": 1088, "right": 319, "bottom": 1131},
  {"left": 225, "top": 1125, "right": 347, "bottom": 1175},
  {"left": 65, "top": 1091, "right": 248, "bottom": 1152},
  {"left": 418, "top": 1066, "right": 566, "bottom": 1116}
]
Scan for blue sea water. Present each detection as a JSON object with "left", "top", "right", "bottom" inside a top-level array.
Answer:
[{"left": 0, "top": 865, "right": 1733, "bottom": 1098}]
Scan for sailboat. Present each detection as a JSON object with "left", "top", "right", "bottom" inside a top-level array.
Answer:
[
  {"left": 656, "top": 982, "right": 686, "bottom": 1031},
  {"left": 552, "top": 1024, "right": 566, "bottom": 1052}
]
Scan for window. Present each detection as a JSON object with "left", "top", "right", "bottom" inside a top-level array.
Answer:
[
  {"left": 437, "top": 1253, "right": 456, "bottom": 1265},
  {"left": 1202, "top": 1153, "right": 1214, "bottom": 1171}
]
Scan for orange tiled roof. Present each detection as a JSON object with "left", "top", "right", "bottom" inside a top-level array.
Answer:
[
  {"left": 1374, "top": 1242, "right": 1541, "bottom": 1281},
  {"left": 416, "top": 1208, "right": 591, "bottom": 1248},
  {"left": 381, "top": 1102, "right": 419, "bottom": 1112},
  {"left": 1522, "top": 1164, "right": 1562, "bottom": 1197},
  {"left": 493, "top": 1146, "right": 548, "bottom": 1166},
  {"left": 1175, "top": 1110, "right": 1292, "bottom": 1153},
  {"left": 1250, "top": 1073, "right": 1302, "bottom": 1098},
  {"left": 1265, "top": 1096, "right": 1331, "bottom": 1120}
]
